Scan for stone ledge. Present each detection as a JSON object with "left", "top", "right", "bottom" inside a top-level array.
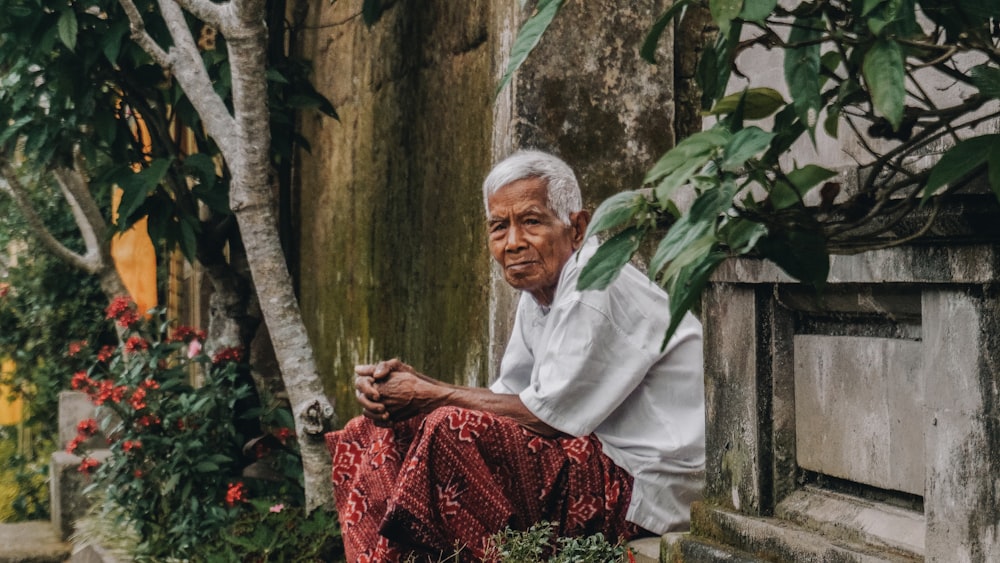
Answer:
[
  {"left": 690, "top": 503, "right": 921, "bottom": 562},
  {"left": 0, "top": 521, "right": 71, "bottom": 563}
]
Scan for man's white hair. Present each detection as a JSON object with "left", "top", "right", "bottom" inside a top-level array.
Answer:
[{"left": 482, "top": 150, "right": 582, "bottom": 225}]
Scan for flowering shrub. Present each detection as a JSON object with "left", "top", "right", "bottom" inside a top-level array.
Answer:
[{"left": 69, "top": 296, "right": 339, "bottom": 561}]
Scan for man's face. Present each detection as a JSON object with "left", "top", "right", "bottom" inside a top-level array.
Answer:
[{"left": 487, "top": 178, "right": 588, "bottom": 306}]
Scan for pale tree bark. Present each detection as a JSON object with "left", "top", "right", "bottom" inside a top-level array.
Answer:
[
  {"left": 0, "top": 157, "right": 129, "bottom": 299},
  {"left": 119, "top": 0, "right": 336, "bottom": 510}
]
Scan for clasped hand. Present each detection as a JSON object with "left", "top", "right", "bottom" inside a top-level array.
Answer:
[{"left": 354, "top": 359, "right": 427, "bottom": 426}]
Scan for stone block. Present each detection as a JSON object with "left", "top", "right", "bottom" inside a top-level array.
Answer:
[
  {"left": 49, "top": 450, "right": 110, "bottom": 541},
  {"left": 793, "top": 335, "right": 924, "bottom": 495},
  {"left": 57, "top": 391, "right": 106, "bottom": 450}
]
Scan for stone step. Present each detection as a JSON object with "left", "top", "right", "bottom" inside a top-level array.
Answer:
[{"left": 0, "top": 521, "right": 71, "bottom": 563}]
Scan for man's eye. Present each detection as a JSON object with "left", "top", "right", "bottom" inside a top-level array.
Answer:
[
  {"left": 490, "top": 223, "right": 506, "bottom": 233},
  {"left": 524, "top": 218, "right": 541, "bottom": 225}
]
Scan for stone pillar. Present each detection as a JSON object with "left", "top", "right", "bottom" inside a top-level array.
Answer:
[{"left": 923, "top": 289, "right": 1000, "bottom": 562}]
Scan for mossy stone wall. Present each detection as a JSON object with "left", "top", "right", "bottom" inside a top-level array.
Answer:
[{"left": 290, "top": 1, "right": 677, "bottom": 421}]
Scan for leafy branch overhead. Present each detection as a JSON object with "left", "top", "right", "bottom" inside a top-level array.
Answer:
[{"left": 505, "top": 0, "right": 1000, "bottom": 344}]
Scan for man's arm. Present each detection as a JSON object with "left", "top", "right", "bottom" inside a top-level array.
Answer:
[{"left": 355, "top": 360, "right": 562, "bottom": 437}]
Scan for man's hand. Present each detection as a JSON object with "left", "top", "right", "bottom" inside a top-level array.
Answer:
[{"left": 355, "top": 359, "right": 437, "bottom": 426}]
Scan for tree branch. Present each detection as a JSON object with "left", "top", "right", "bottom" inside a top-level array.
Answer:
[
  {"left": 119, "top": 0, "right": 171, "bottom": 68},
  {"left": 173, "top": 0, "right": 228, "bottom": 28},
  {"left": 0, "top": 162, "right": 97, "bottom": 274},
  {"left": 152, "top": 0, "right": 241, "bottom": 155}
]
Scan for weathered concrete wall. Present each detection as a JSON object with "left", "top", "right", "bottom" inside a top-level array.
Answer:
[
  {"left": 291, "top": 1, "right": 496, "bottom": 417},
  {"left": 291, "top": 1, "right": 678, "bottom": 417}
]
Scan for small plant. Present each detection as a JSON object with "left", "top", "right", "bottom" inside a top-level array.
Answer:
[
  {"left": 69, "top": 296, "right": 342, "bottom": 561},
  {"left": 483, "top": 521, "right": 634, "bottom": 563}
]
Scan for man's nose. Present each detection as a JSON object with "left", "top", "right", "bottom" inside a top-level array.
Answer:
[{"left": 505, "top": 224, "right": 527, "bottom": 252}]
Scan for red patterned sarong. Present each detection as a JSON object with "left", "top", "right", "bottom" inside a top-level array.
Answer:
[{"left": 326, "top": 407, "right": 642, "bottom": 562}]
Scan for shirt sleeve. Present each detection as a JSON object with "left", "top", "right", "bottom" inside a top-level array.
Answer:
[
  {"left": 489, "top": 294, "right": 535, "bottom": 395},
  {"left": 518, "top": 296, "right": 666, "bottom": 437}
]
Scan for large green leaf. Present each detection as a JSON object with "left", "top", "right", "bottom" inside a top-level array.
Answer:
[
  {"left": 649, "top": 217, "right": 712, "bottom": 279},
  {"left": 641, "top": 0, "right": 694, "bottom": 64},
  {"left": 118, "top": 158, "right": 172, "bottom": 230},
  {"left": 740, "top": 0, "right": 779, "bottom": 22},
  {"left": 756, "top": 229, "right": 829, "bottom": 288},
  {"left": 863, "top": 39, "right": 906, "bottom": 130},
  {"left": 708, "top": 88, "right": 786, "bottom": 120},
  {"left": 645, "top": 129, "right": 731, "bottom": 184},
  {"left": 585, "top": 190, "right": 644, "bottom": 239},
  {"left": 769, "top": 164, "right": 837, "bottom": 208},
  {"left": 711, "top": 0, "right": 744, "bottom": 35},
  {"left": 970, "top": 64, "right": 1000, "bottom": 100},
  {"left": 662, "top": 248, "right": 726, "bottom": 349},
  {"left": 721, "top": 126, "right": 776, "bottom": 171},
  {"left": 784, "top": 16, "right": 822, "bottom": 132},
  {"left": 496, "top": 0, "right": 565, "bottom": 96},
  {"left": 577, "top": 226, "right": 644, "bottom": 291},
  {"left": 922, "top": 135, "right": 999, "bottom": 198},
  {"left": 57, "top": 9, "right": 77, "bottom": 52}
]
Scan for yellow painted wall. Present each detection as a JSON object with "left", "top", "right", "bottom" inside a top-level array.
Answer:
[{"left": 0, "top": 359, "right": 22, "bottom": 426}]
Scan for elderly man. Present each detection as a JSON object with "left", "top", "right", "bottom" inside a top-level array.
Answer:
[{"left": 326, "top": 150, "right": 704, "bottom": 561}]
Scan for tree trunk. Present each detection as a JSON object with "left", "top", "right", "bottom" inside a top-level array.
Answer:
[{"left": 224, "top": 16, "right": 335, "bottom": 512}]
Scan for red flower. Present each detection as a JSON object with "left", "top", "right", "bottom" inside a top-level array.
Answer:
[
  {"left": 71, "top": 371, "right": 95, "bottom": 392},
  {"left": 78, "top": 458, "right": 99, "bottom": 474},
  {"left": 124, "top": 336, "right": 149, "bottom": 353},
  {"left": 105, "top": 296, "right": 140, "bottom": 328},
  {"left": 211, "top": 346, "right": 243, "bottom": 365},
  {"left": 170, "top": 326, "right": 207, "bottom": 343},
  {"left": 123, "top": 440, "right": 142, "bottom": 452},
  {"left": 273, "top": 427, "right": 294, "bottom": 444},
  {"left": 0, "top": 282, "right": 10, "bottom": 298},
  {"left": 66, "top": 436, "right": 84, "bottom": 454},
  {"left": 136, "top": 414, "right": 161, "bottom": 428},
  {"left": 76, "top": 418, "right": 99, "bottom": 437},
  {"left": 67, "top": 340, "right": 88, "bottom": 357},
  {"left": 92, "top": 380, "right": 114, "bottom": 405},
  {"left": 133, "top": 469, "right": 144, "bottom": 478},
  {"left": 129, "top": 387, "right": 147, "bottom": 410},
  {"left": 225, "top": 482, "right": 247, "bottom": 507},
  {"left": 96, "top": 345, "right": 116, "bottom": 363},
  {"left": 141, "top": 379, "right": 159, "bottom": 390}
]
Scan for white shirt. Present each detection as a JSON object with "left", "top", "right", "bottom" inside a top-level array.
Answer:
[{"left": 490, "top": 238, "right": 705, "bottom": 534}]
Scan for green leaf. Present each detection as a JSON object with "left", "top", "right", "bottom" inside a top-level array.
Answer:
[
  {"left": 585, "top": 190, "right": 644, "bottom": 238},
  {"left": 57, "top": 9, "right": 77, "bottom": 51},
  {"left": 862, "top": 0, "right": 887, "bottom": 16},
  {"left": 662, "top": 248, "right": 726, "bottom": 348},
  {"left": 710, "top": 0, "right": 744, "bottom": 35},
  {"left": 195, "top": 461, "right": 219, "bottom": 473},
  {"left": 649, "top": 217, "right": 712, "bottom": 279},
  {"left": 708, "top": 88, "right": 786, "bottom": 120},
  {"left": 784, "top": 17, "right": 822, "bottom": 132},
  {"left": 769, "top": 164, "right": 837, "bottom": 208},
  {"left": 756, "top": 229, "right": 828, "bottom": 289},
  {"left": 577, "top": 226, "right": 644, "bottom": 291},
  {"left": 719, "top": 217, "right": 767, "bottom": 253},
  {"left": 118, "top": 159, "right": 172, "bottom": 229},
  {"left": 721, "top": 126, "right": 776, "bottom": 171},
  {"left": 645, "top": 129, "right": 731, "bottom": 184},
  {"left": 922, "top": 135, "right": 999, "bottom": 198},
  {"left": 971, "top": 64, "right": 1000, "bottom": 100},
  {"left": 740, "top": 0, "right": 778, "bottom": 22},
  {"left": 641, "top": 0, "right": 694, "bottom": 63},
  {"left": 863, "top": 39, "right": 905, "bottom": 130},
  {"left": 496, "top": 0, "right": 565, "bottom": 96}
]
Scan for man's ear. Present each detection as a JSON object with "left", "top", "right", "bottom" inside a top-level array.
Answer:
[{"left": 569, "top": 210, "right": 591, "bottom": 249}]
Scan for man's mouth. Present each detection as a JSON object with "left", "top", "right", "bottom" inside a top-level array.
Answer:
[{"left": 506, "top": 261, "right": 537, "bottom": 272}]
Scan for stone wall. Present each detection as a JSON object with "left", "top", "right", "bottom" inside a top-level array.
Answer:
[{"left": 290, "top": 1, "right": 677, "bottom": 417}]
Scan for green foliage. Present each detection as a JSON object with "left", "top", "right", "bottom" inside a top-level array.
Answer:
[
  {"left": 504, "top": 0, "right": 1000, "bottom": 344},
  {"left": 68, "top": 301, "right": 334, "bottom": 561},
  {"left": 482, "top": 521, "right": 633, "bottom": 562},
  {"left": 0, "top": 430, "right": 51, "bottom": 522},
  {"left": 205, "top": 501, "right": 343, "bottom": 563},
  {"left": 496, "top": 0, "right": 566, "bottom": 96},
  {"left": 0, "top": 0, "right": 335, "bottom": 263}
]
